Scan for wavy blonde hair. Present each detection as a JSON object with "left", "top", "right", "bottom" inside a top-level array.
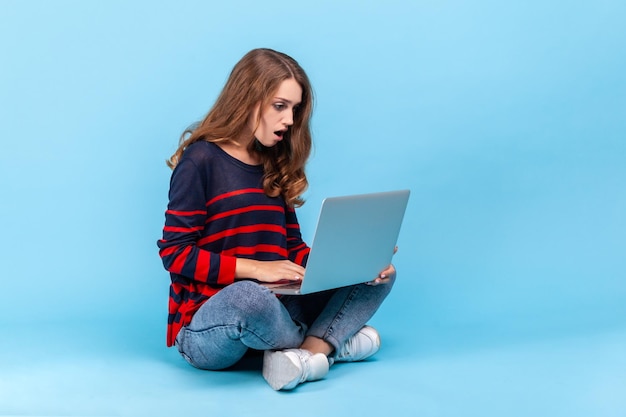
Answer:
[{"left": 167, "top": 48, "right": 313, "bottom": 207}]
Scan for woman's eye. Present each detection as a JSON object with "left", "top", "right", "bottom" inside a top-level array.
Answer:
[{"left": 273, "top": 103, "right": 286, "bottom": 111}]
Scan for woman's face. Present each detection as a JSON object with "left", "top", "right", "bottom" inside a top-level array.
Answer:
[{"left": 250, "top": 78, "right": 302, "bottom": 147}]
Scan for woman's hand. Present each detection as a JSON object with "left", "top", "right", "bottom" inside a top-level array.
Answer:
[
  {"left": 235, "top": 258, "right": 305, "bottom": 283},
  {"left": 367, "top": 263, "right": 396, "bottom": 286},
  {"left": 367, "top": 246, "right": 398, "bottom": 286}
]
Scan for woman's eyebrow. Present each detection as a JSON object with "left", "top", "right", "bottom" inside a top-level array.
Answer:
[{"left": 274, "top": 96, "right": 301, "bottom": 105}]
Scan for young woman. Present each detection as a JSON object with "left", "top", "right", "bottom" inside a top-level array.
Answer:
[{"left": 158, "top": 48, "right": 396, "bottom": 391}]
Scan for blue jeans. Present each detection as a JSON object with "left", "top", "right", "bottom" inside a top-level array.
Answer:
[{"left": 175, "top": 273, "right": 395, "bottom": 370}]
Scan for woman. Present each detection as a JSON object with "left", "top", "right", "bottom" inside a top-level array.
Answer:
[{"left": 158, "top": 48, "right": 396, "bottom": 391}]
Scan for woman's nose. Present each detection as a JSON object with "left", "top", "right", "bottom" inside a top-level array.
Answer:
[{"left": 284, "top": 110, "right": 294, "bottom": 126}]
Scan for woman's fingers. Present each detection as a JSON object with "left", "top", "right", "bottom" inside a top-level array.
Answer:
[
  {"left": 366, "top": 264, "right": 396, "bottom": 286},
  {"left": 256, "top": 260, "right": 305, "bottom": 282}
]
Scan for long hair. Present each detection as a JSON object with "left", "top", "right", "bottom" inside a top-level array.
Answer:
[{"left": 167, "top": 48, "right": 313, "bottom": 207}]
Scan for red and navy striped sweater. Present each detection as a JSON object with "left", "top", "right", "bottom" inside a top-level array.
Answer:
[{"left": 158, "top": 141, "right": 310, "bottom": 346}]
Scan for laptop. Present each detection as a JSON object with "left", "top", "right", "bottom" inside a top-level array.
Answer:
[{"left": 262, "top": 189, "right": 410, "bottom": 295}]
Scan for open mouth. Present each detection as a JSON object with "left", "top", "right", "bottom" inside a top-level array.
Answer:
[{"left": 274, "top": 130, "right": 286, "bottom": 139}]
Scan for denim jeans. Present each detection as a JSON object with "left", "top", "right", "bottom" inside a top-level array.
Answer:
[{"left": 175, "top": 273, "right": 395, "bottom": 370}]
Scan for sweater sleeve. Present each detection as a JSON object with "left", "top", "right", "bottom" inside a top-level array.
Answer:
[
  {"left": 285, "top": 206, "right": 311, "bottom": 267},
  {"left": 157, "top": 156, "right": 237, "bottom": 286}
]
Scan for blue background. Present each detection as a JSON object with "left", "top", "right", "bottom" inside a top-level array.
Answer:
[{"left": 1, "top": 1, "right": 624, "bottom": 416}]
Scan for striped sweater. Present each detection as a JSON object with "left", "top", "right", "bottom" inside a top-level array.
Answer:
[{"left": 157, "top": 141, "right": 310, "bottom": 346}]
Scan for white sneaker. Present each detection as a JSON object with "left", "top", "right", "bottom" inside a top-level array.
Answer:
[
  {"left": 262, "top": 349, "right": 329, "bottom": 391},
  {"left": 335, "top": 325, "right": 381, "bottom": 362}
]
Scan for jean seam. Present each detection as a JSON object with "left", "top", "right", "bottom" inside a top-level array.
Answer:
[
  {"left": 183, "top": 322, "right": 289, "bottom": 352},
  {"left": 322, "top": 285, "right": 361, "bottom": 350}
]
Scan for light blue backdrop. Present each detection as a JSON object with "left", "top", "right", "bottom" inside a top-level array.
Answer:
[
  {"left": 2, "top": 0, "right": 623, "bottom": 334},
  {"left": 1, "top": 1, "right": 625, "bottom": 414}
]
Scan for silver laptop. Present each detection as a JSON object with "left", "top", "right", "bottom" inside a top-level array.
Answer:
[{"left": 263, "top": 189, "right": 410, "bottom": 295}]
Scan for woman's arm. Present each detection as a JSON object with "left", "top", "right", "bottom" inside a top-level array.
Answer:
[
  {"left": 235, "top": 258, "right": 304, "bottom": 283},
  {"left": 157, "top": 156, "right": 237, "bottom": 286},
  {"left": 235, "top": 205, "right": 307, "bottom": 282},
  {"left": 158, "top": 155, "right": 303, "bottom": 285},
  {"left": 284, "top": 206, "right": 311, "bottom": 266}
]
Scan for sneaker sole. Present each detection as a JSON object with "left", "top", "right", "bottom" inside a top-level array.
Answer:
[{"left": 262, "top": 350, "right": 301, "bottom": 391}]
